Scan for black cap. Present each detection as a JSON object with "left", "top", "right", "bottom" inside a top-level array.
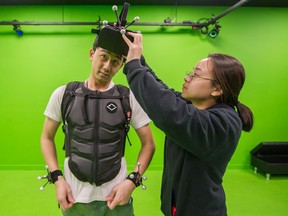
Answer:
[{"left": 97, "top": 25, "right": 134, "bottom": 56}]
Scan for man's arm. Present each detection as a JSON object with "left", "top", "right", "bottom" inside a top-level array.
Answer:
[
  {"left": 132, "top": 123, "right": 155, "bottom": 175},
  {"left": 41, "top": 117, "right": 75, "bottom": 210},
  {"left": 106, "top": 123, "right": 155, "bottom": 209}
]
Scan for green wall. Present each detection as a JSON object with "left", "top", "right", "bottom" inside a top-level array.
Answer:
[{"left": 0, "top": 5, "right": 288, "bottom": 170}]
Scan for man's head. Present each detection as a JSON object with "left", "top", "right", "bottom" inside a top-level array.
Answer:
[
  {"left": 90, "top": 25, "right": 133, "bottom": 85},
  {"left": 89, "top": 2, "right": 136, "bottom": 86},
  {"left": 89, "top": 47, "right": 124, "bottom": 85}
]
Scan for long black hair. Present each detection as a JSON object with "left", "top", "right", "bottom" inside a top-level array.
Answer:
[{"left": 208, "top": 53, "right": 254, "bottom": 132}]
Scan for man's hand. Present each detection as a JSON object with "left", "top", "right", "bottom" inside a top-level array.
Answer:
[
  {"left": 55, "top": 177, "right": 75, "bottom": 210},
  {"left": 105, "top": 179, "right": 136, "bottom": 209}
]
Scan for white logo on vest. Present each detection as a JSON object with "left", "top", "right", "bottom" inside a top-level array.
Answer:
[{"left": 106, "top": 102, "right": 118, "bottom": 113}]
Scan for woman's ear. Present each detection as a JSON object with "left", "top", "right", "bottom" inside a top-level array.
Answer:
[
  {"left": 211, "top": 85, "right": 223, "bottom": 97},
  {"left": 89, "top": 49, "right": 95, "bottom": 60}
]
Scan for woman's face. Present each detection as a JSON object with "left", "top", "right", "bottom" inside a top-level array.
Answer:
[{"left": 181, "top": 58, "right": 219, "bottom": 109}]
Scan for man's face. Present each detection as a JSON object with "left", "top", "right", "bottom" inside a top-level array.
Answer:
[{"left": 90, "top": 47, "right": 124, "bottom": 84}]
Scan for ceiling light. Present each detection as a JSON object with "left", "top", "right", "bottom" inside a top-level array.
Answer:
[{"left": 12, "top": 20, "right": 23, "bottom": 36}]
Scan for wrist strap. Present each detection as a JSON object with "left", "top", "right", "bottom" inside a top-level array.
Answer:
[
  {"left": 126, "top": 162, "right": 147, "bottom": 189},
  {"left": 126, "top": 172, "right": 142, "bottom": 187},
  {"left": 50, "top": 170, "right": 63, "bottom": 184}
]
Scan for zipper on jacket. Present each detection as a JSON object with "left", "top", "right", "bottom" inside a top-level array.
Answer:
[{"left": 92, "top": 90, "right": 101, "bottom": 185}]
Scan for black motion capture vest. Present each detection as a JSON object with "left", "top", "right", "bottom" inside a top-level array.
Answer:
[{"left": 61, "top": 82, "right": 131, "bottom": 186}]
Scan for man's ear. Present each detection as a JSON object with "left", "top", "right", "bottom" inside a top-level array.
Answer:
[{"left": 89, "top": 49, "right": 95, "bottom": 60}]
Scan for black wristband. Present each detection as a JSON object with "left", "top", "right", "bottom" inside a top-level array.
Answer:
[
  {"left": 50, "top": 170, "right": 63, "bottom": 184},
  {"left": 126, "top": 172, "right": 142, "bottom": 187}
]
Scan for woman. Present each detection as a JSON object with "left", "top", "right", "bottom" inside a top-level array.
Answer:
[{"left": 122, "top": 33, "right": 253, "bottom": 216}]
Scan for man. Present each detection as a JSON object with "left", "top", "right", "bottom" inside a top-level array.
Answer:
[{"left": 40, "top": 30, "right": 155, "bottom": 216}]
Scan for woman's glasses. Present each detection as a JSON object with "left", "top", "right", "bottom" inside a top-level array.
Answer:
[{"left": 186, "top": 72, "right": 216, "bottom": 82}]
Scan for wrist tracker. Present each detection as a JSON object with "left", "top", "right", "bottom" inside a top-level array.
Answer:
[{"left": 50, "top": 170, "right": 63, "bottom": 183}]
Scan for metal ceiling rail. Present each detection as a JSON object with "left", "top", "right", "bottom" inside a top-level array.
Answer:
[{"left": 0, "top": 0, "right": 248, "bottom": 28}]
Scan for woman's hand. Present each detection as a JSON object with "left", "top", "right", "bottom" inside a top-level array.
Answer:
[{"left": 122, "top": 32, "right": 143, "bottom": 63}]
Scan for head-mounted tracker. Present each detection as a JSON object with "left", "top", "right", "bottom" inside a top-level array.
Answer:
[{"left": 93, "top": 2, "right": 139, "bottom": 56}]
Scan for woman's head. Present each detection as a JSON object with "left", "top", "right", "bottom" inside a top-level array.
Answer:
[{"left": 182, "top": 53, "right": 254, "bottom": 132}]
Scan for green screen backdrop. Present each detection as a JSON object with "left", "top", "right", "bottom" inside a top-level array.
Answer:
[{"left": 0, "top": 5, "right": 288, "bottom": 170}]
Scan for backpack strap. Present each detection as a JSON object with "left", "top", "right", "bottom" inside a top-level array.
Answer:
[
  {"left": 116, "top": 84, "right": 132, "bottom": 146},
  {"left": 61, "top": 81, "right": 82, "bottom": 133}
]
